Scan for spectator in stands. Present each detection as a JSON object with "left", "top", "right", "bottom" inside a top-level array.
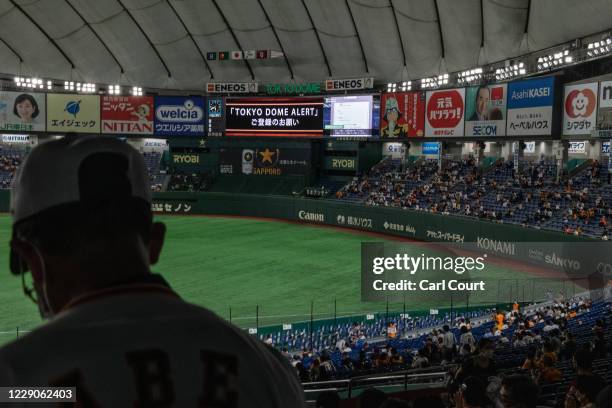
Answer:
[
  {"left": 459, "top": 325, "right": 476, "bottom": 352},
  {"left": 411, "top": 348, "right": 429, "bottom": 369},
  {"left": 454, "top": 376, "right": 489, "bottom": 408},
  {"left": 536, "top": 354, "right": 562, "bottom": 384},
  {"left": 521, "top": 347, "right": 538, "bottom": 370},
  {"left": 498, "top": 375, "right": 540, "bottom": 408},
  {"left": 442, "top": 324, "right": 456, "bottom": 354},
  {"left": 566, "top": 375, "right": 606, "bottom": 408},
  {"left": 2, "top": 137, "right": 304, "bottom": 406}
]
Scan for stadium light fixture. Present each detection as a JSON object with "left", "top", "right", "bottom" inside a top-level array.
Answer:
[
  {"left": 386, "top": 82, "right": 397, "bottom": 92},
  {"left": 457, "top": 68, "right": 483, "bottom": 84},
  {"left": 537, "top": 50, "right": 571, "bottom": 71},
  {"left": 14, "top": 77, "right": 45, "bottom": 89},
  {"left": 131, "top": 86, "right": 143, "bottom": 96},
  {"left": 64, "top": 81, "right": 75, "bottom": 91},
  {"left": 586, "top": 37, "right": 612, "bottom": 58},
  {"left": 75, "top": 83, "right": 96, "bottom": 94},
  {"left": 108, "top": 85, "right": 121, "bottom": 95},
  {"left": 494, "top": 63, "right": 526, "bottom": 81},
  {"left": 400, "top": 81, "right": 411, "bottom": 91},
  {"left": 420, "top": 74, "right": 448, "bottom": 89}
]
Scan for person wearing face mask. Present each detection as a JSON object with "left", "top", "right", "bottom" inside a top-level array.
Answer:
[{"left": 0, "top": 135, "right": 305, "bottom": 407}]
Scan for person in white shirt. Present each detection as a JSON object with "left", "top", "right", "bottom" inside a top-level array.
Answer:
[{"left": 1, "top": 136, "right": 304, "bottom": 407}]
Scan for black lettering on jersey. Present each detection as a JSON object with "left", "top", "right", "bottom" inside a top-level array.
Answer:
[
  {"left": 126, "top": 349, "right": 175, "bottom": 407},
  {"left": 199, "top": 350, "right": 238, "bottom": 408},
  {"left": 49, "top": 368, "right": 101, "bottom": 408}
]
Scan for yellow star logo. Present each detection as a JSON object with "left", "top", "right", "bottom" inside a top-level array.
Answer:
[{"left": 259, "top": 148, "right": 276, "bottom": 164}]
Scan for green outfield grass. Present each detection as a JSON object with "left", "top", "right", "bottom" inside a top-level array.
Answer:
[{"left": 0, "top": 214, "right": 579, "bottom": 344}]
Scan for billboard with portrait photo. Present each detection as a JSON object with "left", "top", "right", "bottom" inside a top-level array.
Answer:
[
  {"left": 0, "top": 91, "right": 46, "bottom": 132},
  {"left": 464, "top": 84, "right": 507, "bottom": 137}
]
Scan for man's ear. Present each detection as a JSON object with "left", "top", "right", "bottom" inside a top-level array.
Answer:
[
  {"left": 10, "top": 239, "right": 44, "bottom": 284},
  {"left": 148, "top": 222, "right": 166, "bottom": 265}
]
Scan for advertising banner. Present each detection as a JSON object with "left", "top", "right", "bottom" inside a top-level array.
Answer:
[
  {"left": 206, "top": 82, "right": 258, "bottom": 94},
  {"left": 47, "top": 94, "right": 100, "bottom": 133},
  {"left": 563, "top": 82, "right": 598, "bottom": 135},
  {"left": 524, "top": 141, "right": 536, "bottom": 154},
  {"left": 101, "top": 96, "right": 154, "bottom": 135},
  {"left": 225, "top": 97, "right": 323, "bottom": 137},
  {"left": 597, "top": 81, "right": 612, "bottom": 130},
  {"left": 324, "top": 156, "right": 357, "bottom": 170},
  {"left": 325, "top": 78, "right": 374, "bottom": 92},
  {"left": 602, "top": 141, "right": 610, "bottom": 154},
  {"left": 425, "top": 88, "right": 465, "bottom": 137},
  {"left": 218, "top": 147, "right": 310, "bottom": 175},
  {"left": 381, "top": 92, "right": 425, "bottom": 138},
  {"left": 207, "top": 97, "right": 224, "bottom": 137},
  {"left": 382, "top": 142, "right": 405, "bottom": 158},
  {"left": 506, "top": 77, "right": 554, "bottom": 136},
  {"left": 422, "top": 142, "right": 440, "bottom": 155},
  {"left": 154, "top": 96, "right": 205, "bottom": 136},
  {"left": 0, "top": 91, "right": 46, "bottom": 132},
  {"left": 464, "top": 84, "right": 507, "bottom": 137},
  {"left": 568, "top": 141, "right": 587, "bottom": 154}
]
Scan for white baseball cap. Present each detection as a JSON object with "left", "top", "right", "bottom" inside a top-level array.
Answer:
[{"left": 10, "top": 135, "right": 152, "bottom": 274}]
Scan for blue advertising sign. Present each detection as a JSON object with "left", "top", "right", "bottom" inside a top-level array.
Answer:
[
  {"left": 506, "top": 77, "right": 555, "bottom": 136},
  {"left": 154, "top": 96, "right": 205, "bottom": 136},
  {"left": 507, "top": 77, "right": 555, "bottom": 109},
  {"left": 422, "top": 142, "right": 440, "bottom": 155},
  {"left": 602, "top": 140, "right": 610, "bottom": 154}
]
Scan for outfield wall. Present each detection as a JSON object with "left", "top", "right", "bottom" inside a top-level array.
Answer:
[
  {"left": 151, "top": 192, "right": 590, "bottom": 243},
  {"left": 0, "top": 188, "right": 589, "bottom": 243}
]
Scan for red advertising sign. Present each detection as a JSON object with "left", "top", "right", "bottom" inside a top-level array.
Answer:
[
  {"left": 101, "top": 96, "right": 154, "bottom": 135},
  {"left": 380, "top": 92, "right": 425, "bottom": 138},
  {"left": 425, "top": 88, "right": 465, "bottom": 137}
]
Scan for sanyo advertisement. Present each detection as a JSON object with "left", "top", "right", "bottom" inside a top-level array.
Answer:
[
  {"left": 154, "top": 96, "right": 205, "bottom": 136},
  {"left": 506, "top": 77, "right": 555, "bottom": 136}
]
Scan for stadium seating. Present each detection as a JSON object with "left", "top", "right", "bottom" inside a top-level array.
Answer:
[
  {"left": 0, "top": 147, "right": 27, "bottom": 189},
  {"left": 337, "top": 156, "right": 612, "bottom": 239}
]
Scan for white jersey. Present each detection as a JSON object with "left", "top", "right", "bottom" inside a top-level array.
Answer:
[{"left": 0, "top": 283, "right": 305, "bottom": 407}]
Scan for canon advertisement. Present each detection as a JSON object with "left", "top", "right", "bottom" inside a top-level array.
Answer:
[
  {"left": 506, "top": 77, "right": 555, "bottom": 136},
  {"left": 225, "top": 97, "right": 323, "bottom": 137},
  {"left": 563, "top": 82, "right": 598, "bottom": 135},
  {"left": 425, "top": 88, "right": 465, "bottom": 137},
  {"left": 464, "top": 84, "right": 507, "bottom": 137}
]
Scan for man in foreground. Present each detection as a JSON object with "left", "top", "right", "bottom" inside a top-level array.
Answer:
[{"left": 0, "top": 136, "right": 304, "bottom": 406}]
